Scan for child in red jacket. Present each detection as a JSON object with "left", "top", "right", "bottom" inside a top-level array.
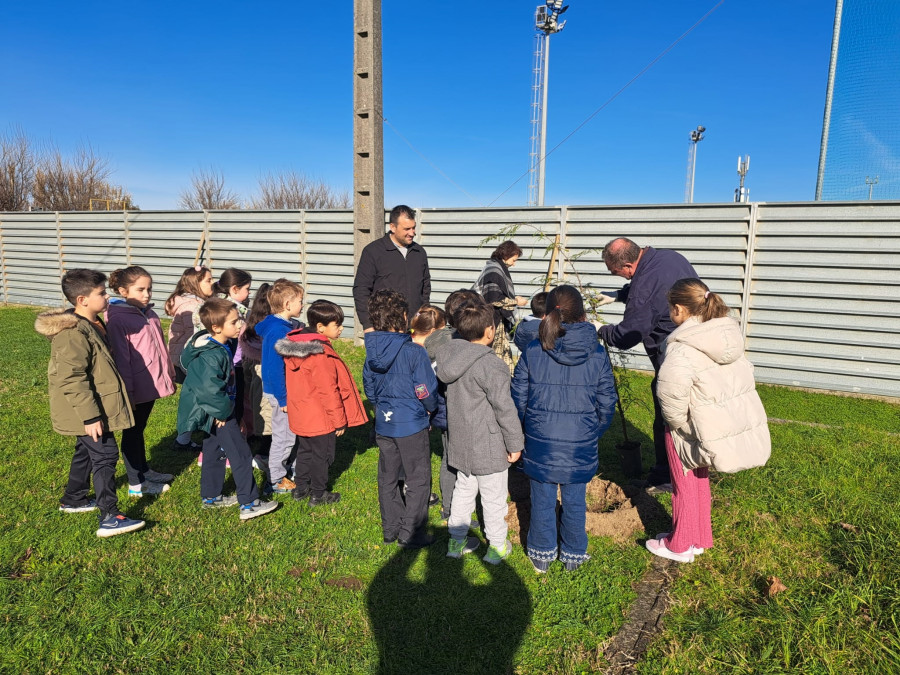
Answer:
[{"left": 275, "top": 300, "right": 368, "bottom": 506}]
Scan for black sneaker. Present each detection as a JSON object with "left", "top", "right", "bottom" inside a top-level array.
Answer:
[
  {"left": 397, "top": 532, "right": 435, "bottom": 549},
  {"left": 308, "top": 491, "right": 341, "bottom": 507},
  {"left": 172, "top": 439, "right": 201, "bottom": 452},
  {"left": 292, "top": 484, "right": 311, "bottom": 501},
  {"left": 383, "top": 532, "right": 399, "bottom": 544},
  {"left": 428, "top": 492, "right": 439, "bottom": 507},
  {"left": 59, "top": 499, "right": 98, "bottom": 513}
]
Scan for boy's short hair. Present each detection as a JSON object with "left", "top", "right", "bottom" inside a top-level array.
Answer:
[
  {"left": 307, "top": 300, "right": 344, "bottom": 328},
  {"left": 199, "top": 298, "right": 238, "bottom": 332},
  {"left": 61, "top": 269, "right": 106, "bottom": 305},
  {"left": 267, "top": 279, "right": 304, "bottom": 312},
  {"left": 444, "top": 289, "right": 483, "bottom": 327},
  {"left": 454, "top": 302, "right": 495, "bottom": 342},
  {"left": 530, "top": 291, "right": 548, "bottom": 318},
  {"left": 368, "top": 290, "right": 408, "bottom": 332}
]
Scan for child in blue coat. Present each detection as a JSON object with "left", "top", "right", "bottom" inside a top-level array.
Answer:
[{"left": 511, "top": 285, "right": 617, "bottom": 573}]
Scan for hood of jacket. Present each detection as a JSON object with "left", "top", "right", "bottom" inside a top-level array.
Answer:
[
  {"left": 107, "top": 297, "right": 157, "bottom": 318},
  {"left": 34, "top": 308, "right": 80, "bottom": 338},
  {"left": 364, "top": 331, "right": 411, "bottom": 373},
  {"left": 275, "top": 329, "right": 328, "bottom": 359},
  {"left": 166, "top": 293, "right": 200, "bottom": 317},
  {"left": 667, "top": 316, "right": 743, "bottom": 365},
  {"left": 543, "top": 321, "right": 598, "bottom": 366},
  {"left": 255, "top": 314, "right": 297, "bottom": 341},
  {"left": 423, "top": 325, "right": 453, "bottom": 361},
  {"left": 180, "top": 330, "right": 222, "bottom": 369},
  {"left": 436, "top": 339, "right": 494, "bottom": 384}
]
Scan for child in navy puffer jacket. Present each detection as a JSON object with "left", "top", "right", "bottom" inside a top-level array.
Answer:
[
  {"left": 364, "top": 291, "right": 438, "bottom": 549},
  {"left": 511, "top": 285, "right": 617, "bottom": 573}
]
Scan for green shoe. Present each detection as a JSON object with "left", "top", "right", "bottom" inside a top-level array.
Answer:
[
  {"left": 446, "top": 535, "right": 480, "bottom": 559},
  {"left": 483, "top": 539, "right": 512, "bottom": 565}
]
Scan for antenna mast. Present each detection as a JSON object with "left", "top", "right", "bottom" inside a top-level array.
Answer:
[{"left": 527, "top": 1, "right": 569, "bottom": 206}]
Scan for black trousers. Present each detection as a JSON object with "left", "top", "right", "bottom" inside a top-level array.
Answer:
[
  {"left": 200, "top": 418, "right": 259, "bottom": 505},
  {"left": 233, "top": 365, "right": 245, "bottom": 429},
  {"left": 62, "top": 432, "right": 120, "bottom": 520},
  {"left": 376, "top": 429, "right": 431, "bottom": 541},
  {"left": 295, "top": 432, "right": 335, "bottom": 497},
  {"left": 120, "top": 400, "right": 154, "bottom": 485},
  {"left": 649, "top": 375, "right": 671, "bottom": 484}
]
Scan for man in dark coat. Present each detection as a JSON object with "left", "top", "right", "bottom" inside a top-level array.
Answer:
[
  {"left": 353, "top": 205, "right": 431, "bottom": 333},
  {"left": 596, "top": 237, "right": 699, "bottom": 490}
]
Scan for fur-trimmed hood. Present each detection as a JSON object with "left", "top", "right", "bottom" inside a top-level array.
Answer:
[
  {"left": 275, "top": 331, "right": 327, "bottom": 359},
  {"left": 34, "top": 308, "right": 80, "bottom": 339}
]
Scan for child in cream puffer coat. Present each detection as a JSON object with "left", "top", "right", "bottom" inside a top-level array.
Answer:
[{"left": 649, "top": 278, "right": 770, "bottom": 563}]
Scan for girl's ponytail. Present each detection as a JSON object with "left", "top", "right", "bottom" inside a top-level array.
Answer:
[
  {"left": 538, "top": 285, "right": 586, "bottom": 350},
  {"left": 109, "top": 266, "right": 151, "bottom": 294},
  {"left": 667, "top": 278, "right": 730, "bottom": 322},
  {"left": 213, "top": 268, "right": 252, "bottom": 297}
]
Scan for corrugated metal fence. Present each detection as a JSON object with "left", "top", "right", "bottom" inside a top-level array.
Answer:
[{"left": 1, "top": 202, "right": 897, "bottom": 398}]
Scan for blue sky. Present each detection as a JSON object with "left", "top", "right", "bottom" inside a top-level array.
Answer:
[{"left": 2, "top": 1, "right": 836, "bottom": 209}]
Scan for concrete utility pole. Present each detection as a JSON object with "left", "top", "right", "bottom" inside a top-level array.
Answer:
[
  {"left": 866, "top": 175, "right": 879, "bottom": 200},
  {"left": 815, "top": 0, "right": 843, "bottom": 200},
  {"left": 353, "top": 0, "right": 385, "bottom": 340}
]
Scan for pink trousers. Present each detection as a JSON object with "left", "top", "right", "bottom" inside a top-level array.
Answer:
[{"left": 664, "top": 427, "right": 714, "bottom": 555}]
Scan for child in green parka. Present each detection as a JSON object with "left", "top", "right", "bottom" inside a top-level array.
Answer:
[{"left": 177, "top": 297, "right": 278, "bottom": 521}]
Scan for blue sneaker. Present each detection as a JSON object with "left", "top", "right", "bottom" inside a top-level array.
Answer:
[
  {"left": 96, "top": 513, "right": 145, "bottom": 538},
  {"left": 202, "top": 495, "right": 239, "bottom": 508},
  {"left": 239, "top": 500, "right": 278, "bottom": 521},
  {"left": 59, "top": 499, "right": 98, "bottom": 513}
]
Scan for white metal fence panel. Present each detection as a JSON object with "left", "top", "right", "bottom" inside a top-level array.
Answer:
[{"left": 1, "top": 202, "right": 898, "bottom": 398}]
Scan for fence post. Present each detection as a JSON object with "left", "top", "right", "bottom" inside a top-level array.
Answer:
[
  {"left": 0, "top": 215, "right": 7, "bottom": 304},
  {"left": 123, "top": 209, "right": 132, "bottom": 265},
  {"left": 194, "top": 211, "right": 210, "bottom": 267},
  {"left": 299, "top": 210, "right": 308, "bottom": 290},
  {"left": 739, "top": 201, "right": 760, "bottom": 343},
  {"left": 55, "top": 211, "right": 66, "bottom": 304},
  {"left": 558, "top": 205, "right": 568, "bottom": 284}
]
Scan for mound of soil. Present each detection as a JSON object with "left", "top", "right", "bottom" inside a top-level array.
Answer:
[{"left": 506, "top": 474, "right": 657, "bottom": 546}]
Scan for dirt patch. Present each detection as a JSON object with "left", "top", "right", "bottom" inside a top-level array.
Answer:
[
  {"left": 506, "top": 475, "right": 661, "bottom": 546},
  {"left": 603, "top": 557, "right": 678, "bottom": 675},
  {"left": 325, "top": 576, "right": 364, "bottom": 591}
]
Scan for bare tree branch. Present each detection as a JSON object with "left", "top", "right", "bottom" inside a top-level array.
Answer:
[
  {"left": 249, "top": 170, "right": 350, "bottom": 210},
  {"left": 32, "top": 145, "right": 135, "bottom": 211},
  {"left": 178, "top": 168, "right": 241, "bottom": 210},
  {"left": 0, "top": 126, "right": 37, "bottom": 211}
]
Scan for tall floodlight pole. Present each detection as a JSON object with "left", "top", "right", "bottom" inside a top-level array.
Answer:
[
  {"left": 815, "top": 0, "right": 844, "bottom": 200},
  {"left": 527, "top": 1, "right": 568, "bottom": 206},
  {"left": 866, "top": 175, "right": 879, "bottom": 200},
  {"left": 684, "top": 125, "right": 705, "bottom": 203},
  {"left": 735, "top": 155, "right": 750, "bottom": 203},
  {"left": 353, "top": 0, "right": 384, "bottom": 342}
]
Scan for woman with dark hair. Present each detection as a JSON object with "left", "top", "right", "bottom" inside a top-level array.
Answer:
[{"left": 472, "top": 240, "right": 528, "bottom": 372}]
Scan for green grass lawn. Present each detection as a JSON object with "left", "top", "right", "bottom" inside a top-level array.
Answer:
[{"left": 1, "top": 305, "right": 898, "bottom": 674}]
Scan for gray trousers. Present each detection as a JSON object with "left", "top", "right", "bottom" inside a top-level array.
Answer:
[
  {"left": 376, "top": 429, "right": 431, "bottom": 541},
  {"left": 265, "top": 394, "right": 296, "bottom": 484},
  {"left": 448, "top": 469, "right": 508, "bottom": 549}
]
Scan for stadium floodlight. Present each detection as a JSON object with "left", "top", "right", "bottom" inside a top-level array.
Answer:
[{"left": 685, "top": 125, "right": 706, "bottom": 203}]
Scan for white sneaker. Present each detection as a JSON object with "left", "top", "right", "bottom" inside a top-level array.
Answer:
[
  {"left": 128, "top": 482, "right": 171, "bottom": 497},
  {"left": 239, "top": 499, "right": 278, "bottom": 521},
  {"left": 646, "top": 538, "right": 694, "bottom": 563},
  {"left": 654, "top": 532, "right": 704, "bottom": 555}
]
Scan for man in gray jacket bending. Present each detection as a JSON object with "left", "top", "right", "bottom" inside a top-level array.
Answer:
[
  {"left": 436, "top": 301, "right": 524, "bottom": 565},
  {"left": 597, "top": 237, "right": 699, "bottom": 490}
]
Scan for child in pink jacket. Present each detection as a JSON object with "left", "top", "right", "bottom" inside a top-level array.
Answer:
[
  {"left": 106, "top": 266, "right": 177, "bottom": 497},
  {"left": 165, "top": 265, "right": 213, "bottom": 451}
]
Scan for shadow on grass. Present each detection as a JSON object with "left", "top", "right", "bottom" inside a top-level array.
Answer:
[{"left": 367, "top": 540, "right": 531, "bottom": 674}]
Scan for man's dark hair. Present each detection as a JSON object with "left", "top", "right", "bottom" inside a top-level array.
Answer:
[
  {"left": 602, "top": 238, "right": 642, "bottom": 269},
  {"left": 530, "top": 291, "right": 548, "bottom": 318},
  {"left": 61, "top": 269, "right": 106, "bottom": 305},
  {"left": 368, "top": 290, "right": 409, "bottom": 332},
  {"left": 444, "top": 289, "right": 483, "bottom": 327},
  {"left": 389, "top": 204, "right": 416, "bottom": 225},
  {"left": 455, "top": 302, "right": 495, "bottom": 342},
  {"left": 490, "top": 240, "right": 523, "bottom": 263},
  {"left": 307, "top": 299, "right": 344, "bottom": 329},
  {"left": 199, "top": 297, "right": 238, "bottom": 333}
]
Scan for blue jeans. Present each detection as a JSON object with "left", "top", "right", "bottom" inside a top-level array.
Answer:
[{"left": 527, "top": 479, "right": 589, "bottom": 565}]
